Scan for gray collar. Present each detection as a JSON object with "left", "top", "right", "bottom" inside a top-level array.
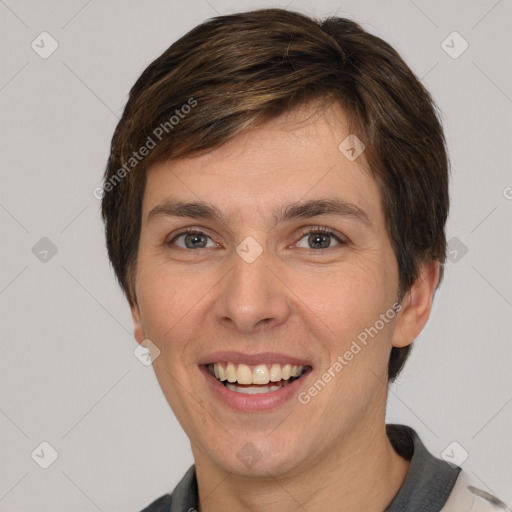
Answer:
[{"left": 385, "top": 424, "right": 461, "bottom": 511}]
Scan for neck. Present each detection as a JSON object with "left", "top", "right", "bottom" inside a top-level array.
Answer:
[{"left": 193, "top": 420, "right": 410, "bottom": 512}]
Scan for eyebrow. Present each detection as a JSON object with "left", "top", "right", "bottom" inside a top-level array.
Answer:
[{"left": 147, "top": 198, "right": 371, "bottom": 227}]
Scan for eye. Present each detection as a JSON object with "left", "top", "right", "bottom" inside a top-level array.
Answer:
[
  {"left": 167, "top": 228, "right": 218, "bottom": 250},
  {"left": 295, "top": 226, "right": 346, "bottom": 250},
  {"left": 166, "top": 226, "right": 347, "bottom": 251}
]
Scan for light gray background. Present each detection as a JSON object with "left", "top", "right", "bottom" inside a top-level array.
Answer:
[{"left": 1, "top": 0, "right": 511, "bottom": 510}]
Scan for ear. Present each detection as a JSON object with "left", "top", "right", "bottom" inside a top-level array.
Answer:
[
  {"left": 130, "top": 303, "right": 147, "bottom": 345},
  {"left": 392, "top": 260, "right": 440, "bottom": 348}
]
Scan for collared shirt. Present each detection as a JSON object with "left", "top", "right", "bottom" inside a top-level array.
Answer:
[{"left": 140, "top": 424, "right": 510, "bottom": 512}]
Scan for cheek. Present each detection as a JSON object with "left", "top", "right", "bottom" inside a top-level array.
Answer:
[
  {"left": 298, "top": 258, "right": 397, "bottom": 368},
  {"left": 299, "top": 257, "right": 392, "bottom": 325},
  {"left": 135, "top": 259, "right": 207, "bottom": 348}
]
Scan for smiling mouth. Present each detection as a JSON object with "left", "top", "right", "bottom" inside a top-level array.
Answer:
[{"left": 206, "top": 362, "right": 312, "bottom": 395}]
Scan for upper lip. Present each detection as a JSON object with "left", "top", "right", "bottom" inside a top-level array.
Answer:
[{"left": 198, "top": 351, "right": 313, "bottom": 367}]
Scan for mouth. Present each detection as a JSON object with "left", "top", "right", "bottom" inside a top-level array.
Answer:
[{"left": 204, "top": 362, "right": 313, "bottom": 395}]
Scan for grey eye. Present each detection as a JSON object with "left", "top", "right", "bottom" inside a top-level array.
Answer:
[
  {"left": 173, "top": 231, "right": 216, "bottom": 249},
  {"left": 296, "top": 230, "right": 341, "bottom": 250}
]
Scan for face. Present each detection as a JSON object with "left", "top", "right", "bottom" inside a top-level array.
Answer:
[{"left": 131, "top": 102, "right": 404, "bottom": 478}]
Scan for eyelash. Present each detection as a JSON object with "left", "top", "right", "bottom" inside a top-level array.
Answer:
[{"left": 166, "top": 226, "right": 347, "bottom": 251}]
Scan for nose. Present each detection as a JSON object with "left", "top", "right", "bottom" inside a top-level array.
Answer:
[{"left": 213, "top": 243, "right": 292, "bottom": 335}]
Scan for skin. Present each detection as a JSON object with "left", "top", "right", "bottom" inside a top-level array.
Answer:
[{"left": 131, "top": 101, "right": 440, "bottom": 511}]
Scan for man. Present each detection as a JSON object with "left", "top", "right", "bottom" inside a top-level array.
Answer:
[{"left": 100, "top": 8, "right": 510, "bottom": 512}]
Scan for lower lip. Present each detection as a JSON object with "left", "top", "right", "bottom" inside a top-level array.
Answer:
[{"left": 199, "top": 365, "right": 312, "bottom": 412}]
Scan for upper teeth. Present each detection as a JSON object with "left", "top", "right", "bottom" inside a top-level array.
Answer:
[{"left": 210, "top": 362, "right": 306, "bottom": 385}]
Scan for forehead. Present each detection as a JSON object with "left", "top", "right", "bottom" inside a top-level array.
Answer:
[{"left": 142, "top": 102, "right": 383, "bottom": 228}]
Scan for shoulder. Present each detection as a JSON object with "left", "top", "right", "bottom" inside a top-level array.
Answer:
[
  {"left": 138, "top": 464, "right": 198, "bottom": 512},
  {"left": 441, "top": 470, "right": 511, "bottom": 512},
  {"left": 139, "top": 493, "right": 173, "bottom": 512}
]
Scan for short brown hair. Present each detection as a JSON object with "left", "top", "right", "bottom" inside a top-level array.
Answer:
[{"left": 101, "top": 8, "right": 449, "bottom": 381}]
